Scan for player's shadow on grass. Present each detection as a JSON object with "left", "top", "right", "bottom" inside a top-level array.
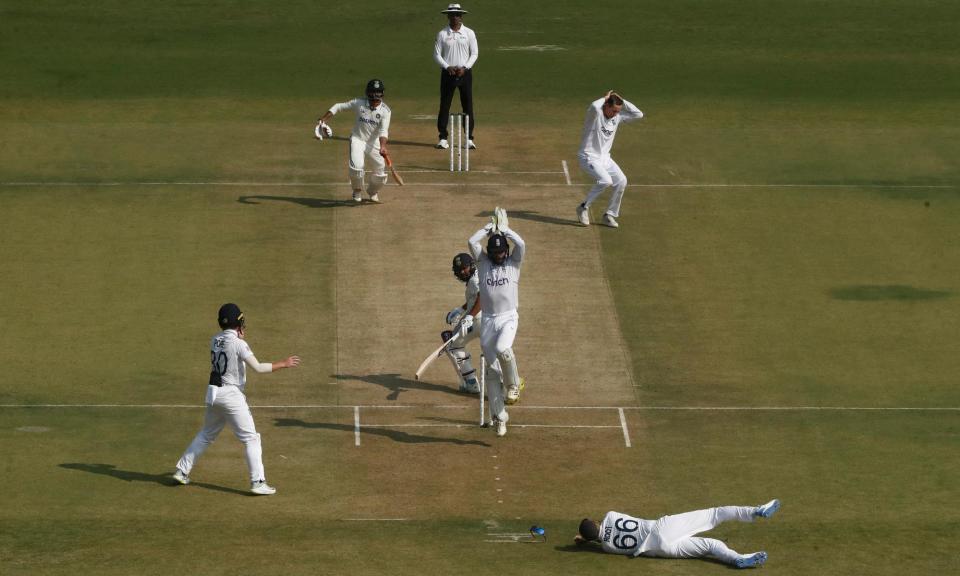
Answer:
[
  {"left": 476, "top": 209, "right": 582, "bottom": 228},
  {"left": 238, "top": 195, "right": 356, "bottom": 209},
  {"left": 274, "top": 418, "right": 491, "bottom": 447},
  {"left": 333, "top": 372, "right": 463, "bottom": 401},
  {"left": 554, "top": 544, "right": 606, "bottom": 554},
  {"left": 59, "top": 463, "right": 249, "bottom": 496}
]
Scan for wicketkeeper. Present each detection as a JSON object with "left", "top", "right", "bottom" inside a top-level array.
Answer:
[{"left": 468, "top": 207, "right": 525, "bottom": 437}]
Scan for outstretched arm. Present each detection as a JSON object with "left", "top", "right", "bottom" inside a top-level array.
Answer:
[{"left": 244, "top": 354, "right": 301, "bottom": 374}]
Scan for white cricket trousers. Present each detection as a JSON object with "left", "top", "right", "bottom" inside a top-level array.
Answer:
[
  {"left": 480, "top": 310, "right": 518, "bottom": 422},
  {"left": 579, "top": 154, "right": 627, "bottom": 217},
  {"left": 348, "top": 136, "right": 387, "bottom": 193},
  {"left": 644, "top": 506, "right": 757, "bottom": 564},
  {"left": 176, "top": 386, "right": 265, "bottom": 483}
]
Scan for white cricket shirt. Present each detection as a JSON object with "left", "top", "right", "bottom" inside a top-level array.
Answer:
[
  {"left": 469, "top": 227, "right": 525, "bottom": 315},
  {"left": 434, "top": 24, "right": 479, "bottom": 69},
  {"left": 328, "top": 98, "right": 391, "bottom": 143},
  {"left": 210, "top": 329, "right": 254, "bottom": 391},
  {"left": 598, "top": 511, "right": 656, "bottom": 556},
  {"left": 577, "top": 97, "right": 643, "bottom": 159},
  {"left": 464, "top": 272, "right": 481, "bottom": 316}
]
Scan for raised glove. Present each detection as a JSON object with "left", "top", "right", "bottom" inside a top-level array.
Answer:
[
  {"left": 459, "top": 314, "right": 474, "bottom": 338},
  {"left": 446, "top": 307, "right": 464, "bottom": 326},
  {"left": 495, "top": 206, "right": 509, "bottom": 232}
]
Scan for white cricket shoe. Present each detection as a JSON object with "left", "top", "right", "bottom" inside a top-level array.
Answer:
[
  {"left": 436, "top": 139, "right": 450, "bottom": 149},
  {"left": 735, "top": 552, "right": 767, "bottom": 569},
  {"left": 172, "top": 469, "right": 190, "bottom": 485},
  {"left": 505, "top": 377, "right": 525, "bottom": 405},
  {"left": 495, "top": 418, "right": 507, "bottom": 437},
  {"left": 250, "top": 480, "right": 276, "bottom": 495},
  {"left": 576, "top": 204, "right": 590, "bottom": 226},
  {"left": 467, "top": 139, "right": 477, "bottom": 150},
  {"left": 352, "top": 191, "right": 362, "bottom": 203},
  {"left": 755, "top": 499, "right": 780, "bottom": 518},
  {"left": 368, "top": 193, "right": 381, "bottom": 203},
  {"left": 602, "top": 213, "right": 619, "bottom": 228}
]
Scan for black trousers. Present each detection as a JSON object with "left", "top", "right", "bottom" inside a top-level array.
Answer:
[{"left": 437, "top": 68, "right": 474, "bottom": 140}]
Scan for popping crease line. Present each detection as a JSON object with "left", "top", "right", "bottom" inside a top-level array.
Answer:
[
  {"left": 0, "top": 181, "right": 954, "bottom": 189},
  {"left": 1, "top": 403, "right": 957, "bottom": 410}
]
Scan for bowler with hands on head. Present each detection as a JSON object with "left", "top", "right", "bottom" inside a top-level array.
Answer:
[{"left": 434, "top": 3, "right": 478, "bottom": 150}]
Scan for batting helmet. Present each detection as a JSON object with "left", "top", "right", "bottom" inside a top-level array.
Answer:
[
  {"left": 218, "top": 303, "right": 245, "bottom": 330},
  {"left": 452, "top": 252, "right": 475, "bottom": 282},
  {"left": 366, "top": 79, "right": 384, "bottom": 99}
]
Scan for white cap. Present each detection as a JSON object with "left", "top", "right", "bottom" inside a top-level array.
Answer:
[{"left": 441, "top": 3, "right": 468, "bottom": 14}]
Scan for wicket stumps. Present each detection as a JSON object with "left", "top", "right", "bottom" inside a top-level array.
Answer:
[{"left": 449, "top": 113, "right": 470, "bottom": 172}]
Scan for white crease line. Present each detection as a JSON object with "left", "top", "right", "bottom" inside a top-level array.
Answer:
[
  {"left": 618, "top": 407, "right": 632, "bottom": 448},
  {"left": 360, "top": 424, "right": 621, "bottom": 429},
  {"left": 1, "top": 404, "right": 956, "bottom": 411},
  {"left": 343, "top": 518, "right": 409, "bottom": 521},
  {"left": 0, "top": 181, "right": 953, "bottom": 189},
  {"left": 354, "top": 406, "right": 361, "bottom": 447},
  {"left": 561, "top": 160, "right": 572, "bottom": 185}
]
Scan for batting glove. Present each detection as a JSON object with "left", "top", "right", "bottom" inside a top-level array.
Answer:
[
  {"left": 459, "top": 315, "right": 474, "bottom": 338},
  {"left": 446, "top": 307, "right": 463, "bottom": 326}
]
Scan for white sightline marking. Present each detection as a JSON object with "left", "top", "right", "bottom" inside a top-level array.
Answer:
[
  {"left": 562, "top": 160, "right": 572, "bottom": 185},
  {"left": 354, "top": 406, "right": 361, "bottom": 447},
  {"left": 618, "top": 407, "right": 632, "bottom": 448}
]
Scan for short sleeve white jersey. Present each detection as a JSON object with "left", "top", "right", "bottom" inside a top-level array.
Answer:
[
  {"left": 328, "top": 98, "right": 391, "bottom": 143},
  {"left": 577, "top": 97, "right": 643, "bottom": 159},
  {"left": 598, "top": 511, "right": 656, "bottom": 556},
  {"left": 465, "top": 271, "right": 481, "bottom": 318},
  {"left": 209, "top": 329, "right": 254, "bottom": 392}
]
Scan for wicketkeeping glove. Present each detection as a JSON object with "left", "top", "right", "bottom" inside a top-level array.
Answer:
[{"left": 495, "top": 206, "right": 509, "bottom": 232}]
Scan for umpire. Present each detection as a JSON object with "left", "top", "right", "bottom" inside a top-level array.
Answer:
[{"left": 434, "top": 3, "right": 478, "bottom": 150}]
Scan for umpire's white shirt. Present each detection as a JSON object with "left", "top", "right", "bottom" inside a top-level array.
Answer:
[
  {"left": 328, "top": 98, "right": 391, "bottom": 143},
  {"left": 434, "top": 24, "right": 479, "bottom": 69},
  {"left": 577, "top": 97, "right": 643, "bottom": 159}
]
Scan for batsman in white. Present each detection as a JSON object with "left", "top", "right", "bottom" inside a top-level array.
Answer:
[
  {"left": 576, "top": 90, "right": 644, "bottom": 229},
  {"left": 172, "top": 303, "right": 300, "bottom": 495},
  {"left": 442, "top": 252, "right": 483, "bottom": 394},
  {"left": 468, "top": 208, "right": 525, "bottom": 437},
  {"left": 316, "top": 78, "right": 392, "bottom": 203},
  {"left": 575, "top": 499, "right": 781, "bottom": 569}
]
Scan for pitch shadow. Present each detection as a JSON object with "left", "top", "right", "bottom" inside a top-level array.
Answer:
[
  {"left": 475, "top": 209, "right": 583, "bottom": 228},
  {"left": 59, "top": 463, "right": 250, "bottom": 496},
  {"left": 238, "top": 195, "right": 357, "bottom": 209},
  {"left": 319, "top": 134, "right": 435, "bottom": 149},
  {"left": 333, "top": 372, "right": 463, "bottom": 401},
  {"left": 274, "top": 418, "right": 491, "bottom": 447}
]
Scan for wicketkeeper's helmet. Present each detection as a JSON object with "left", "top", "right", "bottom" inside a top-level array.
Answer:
[
  {"left": 218, "top": 303, "right": 245, "bottom": 330},
  {"left": 452, "top": 252, "right": 475, "bottom": 282},
  {"left": 366, "top": 79, "right": 385, "bottom": 99},
  {"left": 487, "top": 234, "right": 509, "bottom": 264}
]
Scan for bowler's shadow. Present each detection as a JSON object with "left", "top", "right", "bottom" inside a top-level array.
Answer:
[
  {"left": 274, "top": 418, "right": 491, "bottom": 447},
  {"left": 238, "top": 195, "right": 356, "bottom": 209},
  {"left": 333, "top": 372, "right": 464, "bottom": 401},
  {"left": 59, "top": 463, "right": 249, "bottom": 496},
  {"left": 476, "top": 209, "right": 582, "bottom": 228}
]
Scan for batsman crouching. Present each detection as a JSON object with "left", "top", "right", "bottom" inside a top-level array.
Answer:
[
  {"left": 468, "top": 208, "right": 525, "bottom": 437},
  {"left": 443, "top": 252, "right": 483, "bottom": 394}
]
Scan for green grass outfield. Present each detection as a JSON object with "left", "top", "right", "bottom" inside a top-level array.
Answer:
[{"left": 2, "top": 1, "right": 959, "bottom": 575}]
